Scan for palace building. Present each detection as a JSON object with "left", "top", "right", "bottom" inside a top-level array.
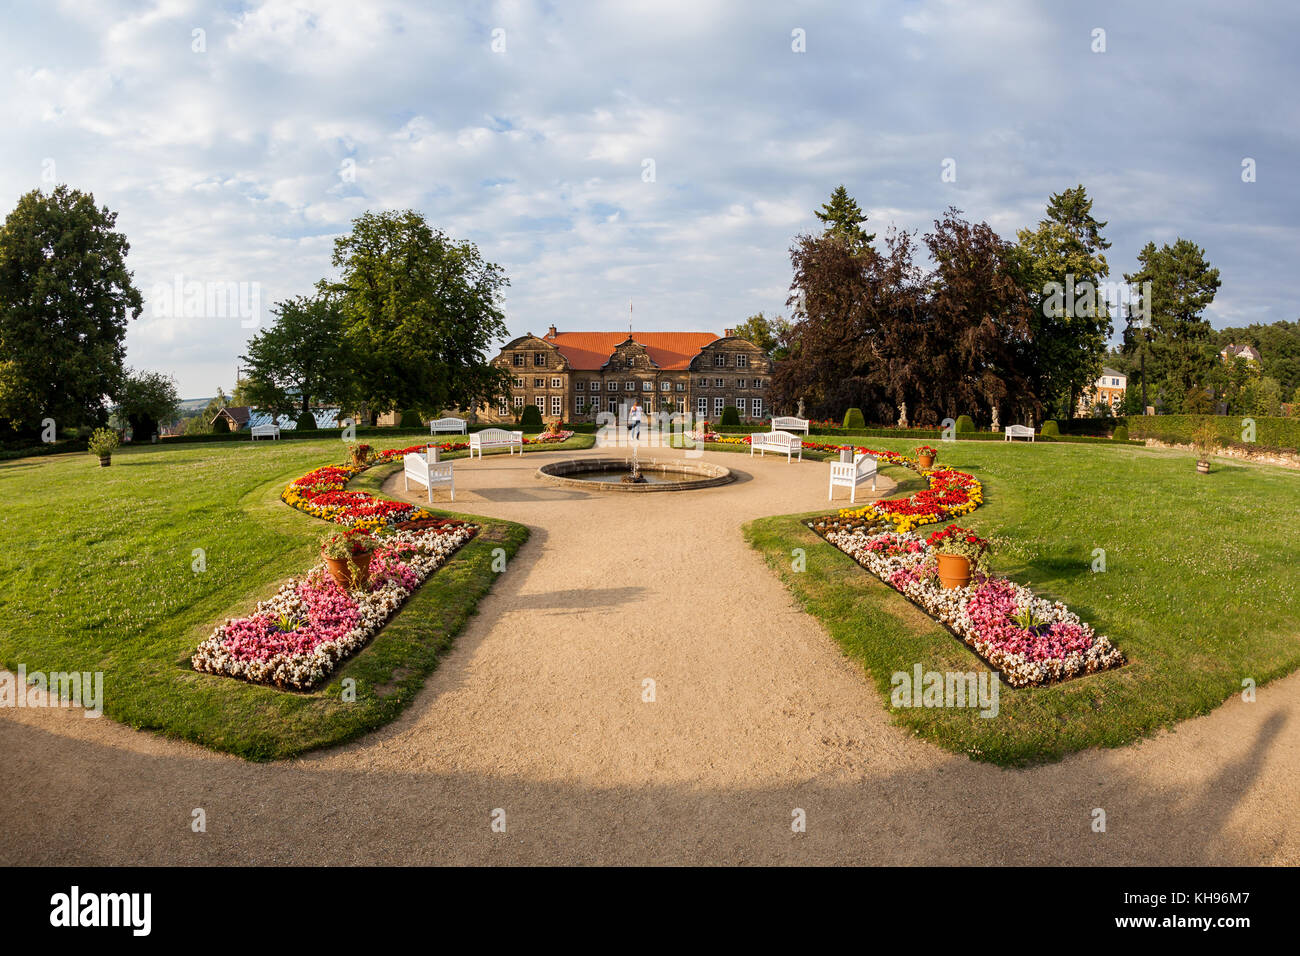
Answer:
[{"left": 484, "top": 326, "right": 774, "bottom": 424}]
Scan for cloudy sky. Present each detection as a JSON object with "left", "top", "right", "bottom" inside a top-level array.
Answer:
[{"left": 4, "top": 0, "right": 1297, "bottom": 398}]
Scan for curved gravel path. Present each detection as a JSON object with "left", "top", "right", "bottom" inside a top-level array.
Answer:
[{"left": 2, "top": 444, "right": 1296, "bottom": 865}]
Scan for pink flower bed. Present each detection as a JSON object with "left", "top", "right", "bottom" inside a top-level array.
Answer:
[{"left": 815, "top": 526, "right": 1124, "bottom": 687}]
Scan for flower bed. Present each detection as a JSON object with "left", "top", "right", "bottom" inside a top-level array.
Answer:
[
  {"left": 192, "top": 521, "right": 477, "bottom": 690},
  {"left": 812, "top": 525, "right": 1124, "bottom": 687},
  {"left": 193, "top": 439, "right": 522, "bottom": 689}
]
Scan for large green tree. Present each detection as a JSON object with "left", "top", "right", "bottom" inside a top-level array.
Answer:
[
  {"left": 112, "top": 369, "right": 180, "bottom": 439},
  {"left": 241, "top": 292, "right": 349, "bottom": 422},
  {"left": 1013, "top": 185, "right": 1113, "bottom": 417},
  {"left": 732, "top": 312, "right": 791, "bottom": 357},
  {"left": 814, "top": 185, "right": 875, "bottom": 253},
  {"left": 325, "top": 209, "right": 511, "bottom": 417},
  {"left": 0, "top": 186, "right": 143, "bottom": 435},
  {"left": 1123, "top": 239, "right": 1221, "bottom": 411}
]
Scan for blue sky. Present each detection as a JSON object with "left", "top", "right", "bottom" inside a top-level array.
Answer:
[{"left": 3, "top": 0, "right": 1298, "bottom": 397}]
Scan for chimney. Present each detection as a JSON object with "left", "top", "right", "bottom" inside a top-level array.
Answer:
[
  {"left": 546, "top": 325, "right": 557, "bottom": 338},
  {"left": 723, "top": 328, "right": 735, "bottom": 338}
]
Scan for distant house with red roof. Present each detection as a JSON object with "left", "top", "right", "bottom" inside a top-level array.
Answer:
[{"left": 487, "top": 325, "right": 774, "bottom": 423}]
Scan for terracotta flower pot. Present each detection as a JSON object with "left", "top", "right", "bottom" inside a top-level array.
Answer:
[
  {"left": 98, "top": 456, "right": 111, "bottom": 467},
  {"left": 936, "top": 552, "right": 972, "bottom": 589},
  {"left": 1196, "top": 459, "right": 1210, "bottom": 474},
  {"left": 323, "top": 548, "right": 374, "bottom": 590},
  {"left": 918, "top": 455, "right": 934, "bottom": 469}
]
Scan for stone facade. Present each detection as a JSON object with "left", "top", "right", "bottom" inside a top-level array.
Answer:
[{"left": 482, "top": 327, "right": 774, "bottom": 424}]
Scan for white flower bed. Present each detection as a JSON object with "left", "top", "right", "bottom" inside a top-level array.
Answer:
[
  {"left": 192, "top": 525, "right": 476, "bottom": 691},
  {"left": 822, "top": 527, "right": 1125, "bottom": 687}
]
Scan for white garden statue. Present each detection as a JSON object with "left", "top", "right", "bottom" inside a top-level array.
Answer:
[
  {"left": 991, "top": 406, "right": 1000, "bottom": 432},
  {"left": 897, "top": 401, "right": 908, "bottom": 428}
]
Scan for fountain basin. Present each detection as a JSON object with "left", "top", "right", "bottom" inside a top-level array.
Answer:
[{"left": 536, "top": 457, "right": 733, "bottom": 492}]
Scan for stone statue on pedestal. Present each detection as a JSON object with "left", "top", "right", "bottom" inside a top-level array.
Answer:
[
  {"left": 991, "top": 405, "right": 1000, "bottom": 432},
  {"left": 897, "top": 401, "right": 908, "bottom": 428}
]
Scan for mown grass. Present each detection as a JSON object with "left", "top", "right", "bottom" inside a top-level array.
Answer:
[
  {"left": 742, "top": 437, "right": 1300, "bottom": 766},
  {"left": 0, "top": 433, "right": 592, "bottom": 760}
]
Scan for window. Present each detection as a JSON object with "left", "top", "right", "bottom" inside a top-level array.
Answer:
[
  {"left": 575, "top": 396, "right": 586, "bottom": 413},
  {"left": 697, "top": 397, "right": 708, "bottom": 417},
  {"left": 752, "top": 379, "right": 762, "bottom": 389},
  {"left": 513, "top": 395, "right": 524, "bottom": 408},
  {"left": 534, "top": 396, "right": 545, "bottom": 409},
  {"left": 590, "top": 381, "right": 600, "bottom": 392},
  {"left": 499, "top": 400, "right": 508, "bottom": 415},
  {"left": 534, "top": 377, "right": 545, "bottom": 388},
  {"left": 660, "top": 380, "right": 671, "bottom": 391},
  {"left": 714, "top": 397, "right": 725, "bottom": 415},
  {"left": 576, "top": 381, "right": 585, "bottom": 391},
  {"left": 624, "top": 381, "right": 635, "bottom": 392},
  {"left": 713, "top": 353, "right": 727, "bottom": 367},
  {"left": 512, "top": 353, "right": 525, "bottom": 367},
  {"left": 1111, "top": 378, "right": 1120, "bottom": 387},
  {"left": 714, "top": 378, "right": 724, "bottom": 388},
  {"left": 534, "top": 352, "right": 547, "bottom": 366},
  {"left": 551, "top": 396, "right": 562, "bottom": 416},
  {"left": 737, "top": 378, "right": 746, "bottom": 389},
  {"left": 551, "top": 377, "right": 562, "bottom": 388},
  {"left": 736, "top": 354, "right": 748, "bottom": 368},
  {"left": 676, "top": 398, "right": 685, "bottom": 413},
  {"left": 675, "top": 383, "right": 684, "bottom": 392},
  {"left": 513, "top": 377, "right": 524, "bottom": 388},
  {"left": 698, "top": 377, "right": 708, "bottom": 388},
  {"left": 643, "top": 381, "right": 653, "bottom": 392},
  {"left": 608, "top": 397, "right": 618, "bottom": 414},
  {"left": 751, "top": 398, "right": 763, "bottom": 418}
]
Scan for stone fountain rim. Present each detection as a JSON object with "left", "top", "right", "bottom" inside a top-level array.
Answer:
[{"left": 535, "top": 456, "right": 734, "bottom": 493}]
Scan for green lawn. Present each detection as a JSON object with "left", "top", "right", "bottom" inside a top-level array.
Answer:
[
  {"left": 0, "top": 433, "right": 592, "bottom": 760},
  {"left": 743, "top": 437, "right": 1300, "bottom": 765}
]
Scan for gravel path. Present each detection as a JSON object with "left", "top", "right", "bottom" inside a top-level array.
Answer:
[{"left": 2, "top": 444, "right": 1296, "bottom": 865}]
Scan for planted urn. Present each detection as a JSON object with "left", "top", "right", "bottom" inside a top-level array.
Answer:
[
  {"left": 319, "top": 527, "right": 383, "bottom": 590},
  {"left": 87, "top": 427, "right": 121, "bottom": 467},
  {"left": 926, "top": 524, "right": 990, "bottom": 590}
]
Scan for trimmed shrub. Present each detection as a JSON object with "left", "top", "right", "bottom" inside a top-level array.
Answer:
[
  {"left": 400, "top": 408, "right": 423, "bottom": 428},
  {"left": 720, "top": 406, "right": 741, "bottom": 426},
  {"left": 212, "top": 415, "right": 230, "bottom": 434},
  {"left": 296, "top": 412, "right": 316, "bottom": 432},
  {"left": 843, "top": 407, "right": 866, "bottom": 430},
  {"left": 1111, "top": 425, "right": 1129, "bottom": 442},
  {"left": 1040, "top": 420, "right": 1059, "bottom": 437},
  {"left": 955, "top": 414, "right": 975, "bottom": 434},
  {"left": 520, "top": 404, "right": 543, "bottom": 432}
]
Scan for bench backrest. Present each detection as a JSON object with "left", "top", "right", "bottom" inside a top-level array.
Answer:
[
  {"left": 855, "top": 453, "right": 877, "bottom": 476},
  {"left": 771, "top": 416, "right": 809, "bottom": 431},
  {"left": 251, "top": 423, "right": 277, "bottom": 434},
  {"left": 431, "top": 417, "right": 466, "bottom": 429},
  {"left": 474, "top": 428, "right": 520, "bottom": 443},
  {"left": 403, "top": 452, "right": 429, "bottom": 476},
  {"left": 1007, "top": 425, "right": 1034, "bottom": 436}
]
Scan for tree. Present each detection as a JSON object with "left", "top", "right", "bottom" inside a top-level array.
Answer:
[
  {"left": 1123, "top": 239, "right": 1221, "bottom": 411},
  {"left": 325, "top": 209, "right": 512, "bottom": 416},
  {"left": 1013, "top": 185, "right": 1112, "bottom": 417},
  {"left": 112, "top": 369, "right": 180, "bottom": 439},
  {"left": 731, "top": 312, "right": 790, "bottom": 356},
  {"left": 814, "top": 185, "right": 875, "bottom": 253},
  {"left": 0, "top": 186, "right": 143, "bottom": 436},
  {"left": 241, "top": 293, "right": 349, "bottom": 421}
]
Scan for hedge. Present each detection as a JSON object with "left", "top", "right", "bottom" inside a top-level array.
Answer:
[{"left": 1127, "top": 414, "right": 1300, "bottom": 452}]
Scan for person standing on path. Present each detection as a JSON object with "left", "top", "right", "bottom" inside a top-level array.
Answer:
[{"left": 628, "top": 399, "right": 643, "bottom": 442}]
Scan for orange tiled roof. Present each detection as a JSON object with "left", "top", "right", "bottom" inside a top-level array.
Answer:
[{"left": 544, "top": 331, "right": 719, "bottom": 370}]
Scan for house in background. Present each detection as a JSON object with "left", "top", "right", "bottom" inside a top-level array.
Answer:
[
  {"left": 1077, "top": 367, "right": 1127, "bottom": 414},
  {"left": 211, "top": 405, "right": 251, "bottom": 431},
  {"left": 1220, "top": 343, "right": 1262, "bottom": 364}
]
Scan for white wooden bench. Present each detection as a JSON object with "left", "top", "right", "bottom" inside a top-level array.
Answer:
[
  {"left": 750, "top": 430, "right": 804, "bottom": 462},
  {"left": 1005, "top": 424, "right": 1036, "bottom": 442},
  {"left": 430, "top": 417, "right": 467, "bottom": 435},
  {"left": 828, "top": 452, "right": 878, "bottom": 503},
  {"left": 468, "top": 427, "right": 523, "bottom": 459},
  {"left": 403, "top": 453, "right": 454, "bottom": 501},
  {"left": 770, "top": 415, "right": 810, "bottom": 435},
  {"left": 250, "top": 423, "right": 280, "bottom": 441}
]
